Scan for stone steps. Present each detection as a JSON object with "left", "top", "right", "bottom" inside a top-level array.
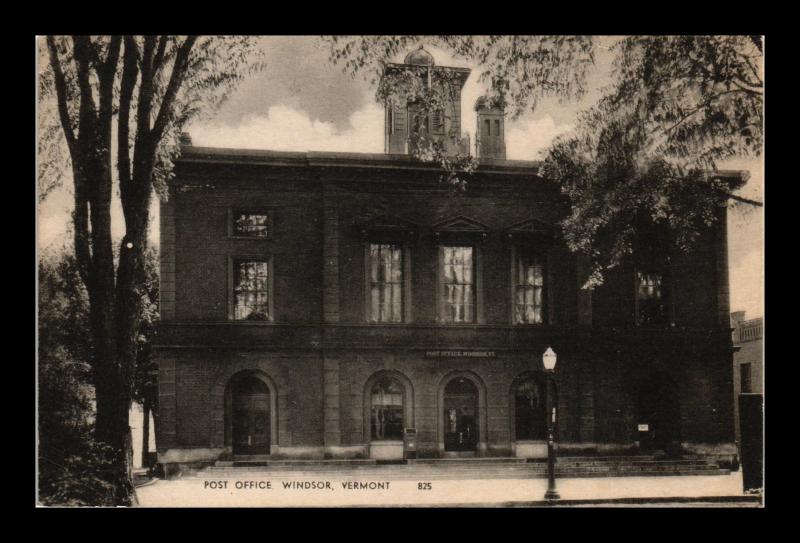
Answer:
[
  {"left": 198, "top": 468, "right": 730, "bottom": 480},
  {"left": 206, "top": 462, "right": 718, "bottom": 472},
  {"left": 409, "top": 457, "right": 527, "bottom": 465},
  {"left": 219, "top": 458, "right": 378, "bottom": 467},
  {"left": 198, "top": 455, "right": 730, "bottom": 479}
]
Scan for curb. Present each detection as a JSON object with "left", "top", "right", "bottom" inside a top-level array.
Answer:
[{"left": 338, "top": 495, "right": 763, "bottom": 508}]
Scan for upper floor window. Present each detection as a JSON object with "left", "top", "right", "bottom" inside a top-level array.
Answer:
[
  {"left": 514, "top": 250, "right": 545, "bottom": 324},
  {"left": 232, "top": 210, "right": 270, "bottom": 238},
  {"left": 232, "top": 259, "right": 272, "bottom": 321},
  {"left": 440, "top": 246, "right": 475, "bottom": 323},
  {"left": 368, "top": 243, "right": 404, "bottom": 323},
  {"left": 636, "top": 271, "right": 667, "bottom": 325}
]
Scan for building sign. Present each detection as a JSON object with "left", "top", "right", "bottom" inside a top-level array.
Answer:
[
  {"left": 424, "top": 350, "right": 497, "bottom": 359},
  {"left": 638, "top": 424, "right": 649, "bottom": 432}
]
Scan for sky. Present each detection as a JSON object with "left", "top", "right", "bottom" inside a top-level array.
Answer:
[{"left": 37, "top": 36, "right": 764, "bottom": 318}]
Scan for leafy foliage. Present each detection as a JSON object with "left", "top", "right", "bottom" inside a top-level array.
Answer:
[
  {"left": 325, "top": 35, "right": 763, "bottom": 282},
  {"left": 40, "top": 439, "right": 119, "bottom": 507},
  {"left": 324, "top": 35, "right": 595, "bottom": 118},
  {"left": 541, "top": 36, "right": 762, "bottom": 280},
  {"left": 38, "top": 247, "right": 160, "bottom": 506},
  {"left": 38, "top": 251, "right": 97, "bottom": 504},
  {"left": 38, "top": 36, "right": 265, "bottom": 200}
]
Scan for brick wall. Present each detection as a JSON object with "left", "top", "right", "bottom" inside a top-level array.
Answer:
[{"left": 170, "top": 164, "right": 323, "bottom": 323}]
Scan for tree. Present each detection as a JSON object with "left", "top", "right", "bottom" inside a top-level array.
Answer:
[
  {"left": 541, "top": 36, "right": 763, "bottom": 279},
  {"left": 324, "top": 35, "right": 763, "bottom": 280},
  {"left": 39, "top": 36, "right": 263, "bottom": 505}
]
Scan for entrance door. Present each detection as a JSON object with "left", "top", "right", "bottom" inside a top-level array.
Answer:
[
  {"left": 443, "top": 378, "right": 479, "bottom": 452},
  {"left": 637, "top": 373, "right": 680, "bottom": 452},
  {"left": 232, "top": 376, "right": 270, "bottom": 455}
]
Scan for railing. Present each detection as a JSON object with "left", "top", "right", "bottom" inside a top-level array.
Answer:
[{"left": 737, "top": 319, "right": 764, "bottom": 343}]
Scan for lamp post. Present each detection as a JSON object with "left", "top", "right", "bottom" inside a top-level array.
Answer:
[{"left": 542, "top": 347, "right": 560, "bottom": 501}]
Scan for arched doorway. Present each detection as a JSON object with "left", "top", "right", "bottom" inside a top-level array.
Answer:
[
  {"left": 230, "top": 374, "right": 271, "bottom": 455},
  {"left": 513, "top": 375, "right": 547, "bottom": 441},
  {"left": 370, "top": 376, "right": 405, "bottom": 441},
  {"left": 443, "top": 377, "right": 479, "bottom": 452},
  {"left": 637, "top": 372, "right": 681, "bottom": 452},
  {"left": 363, "top": 370, "right": 414, "bottom": 460}
]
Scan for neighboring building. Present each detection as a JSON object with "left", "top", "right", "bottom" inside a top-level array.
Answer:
[
  {"left": 154, "top": 48, "right": 745, "bottom": 471},
  {"left": 130, "top": 404, "right": 157, "bottom": 469},
  {"left": 731, "top": 311, "right": 764, "bottom": 444}
]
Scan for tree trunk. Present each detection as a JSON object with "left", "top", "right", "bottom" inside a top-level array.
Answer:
[{"left": 141, "top": 399, "right": 151, "bottom": 469}]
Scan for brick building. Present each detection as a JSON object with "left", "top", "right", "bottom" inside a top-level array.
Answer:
[
  {"left": 731, "top": 311, "right": 764, "bottom": 444},
  {"left": 154, "top": 48, "right": 745, "bottom": 471}
]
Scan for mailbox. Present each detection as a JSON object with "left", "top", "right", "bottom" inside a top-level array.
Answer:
[
  {"left": 403, "top": 428, "right": 417, "bottom": 460},
  {"left": 637, "top": 423, "right": 652, "bottom": 450}
]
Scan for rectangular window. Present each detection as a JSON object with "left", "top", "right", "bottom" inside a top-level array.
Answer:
[
  {"left": 636, "top": 271, "right": 666, "bottom": 325},
  {"left": 368, "top": 243, "right": 403, "bottom": 323},
  {"left": 232, "top": 259, "right": 271, "bottom": 321},
  {"left": 514, "top": 250, "right": 545, "bottom": 324},
  {"left": 740, "top": 363, "right": 753, "bottom": 394},
  {"left": 484, "top": 119, "right": 491, "bottom": 136},
  {"left": 494, "top": 119, "right": 500, "bottom": 136},
  {"left": 440, "top": 246, "right": 475, "bottom": 323},
  {"left": 233, "top": 211, "right": 269, "bottom": 238}
]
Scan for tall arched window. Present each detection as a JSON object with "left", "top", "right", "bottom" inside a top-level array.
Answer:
[
  {"left": 371, "top": 377, "right": 404, "bottom": 440},
  {"left": 514, "top": 377, "right": 546, "bottom": 440}
]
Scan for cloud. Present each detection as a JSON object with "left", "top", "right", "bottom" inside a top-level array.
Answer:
[
  {"left": 189, "top": 103, "right": 385, "bottom": 154},
  {"left": 729, "top": 245, "right": 764, "bottom": 317},
  {"left": 190, "top": 103, "right": 575, "bottom": 164},
  {"left": 505, "top": 114, "right": 574, "bottom": 160}
]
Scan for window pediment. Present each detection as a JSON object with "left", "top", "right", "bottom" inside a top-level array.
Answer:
[
  {"left": 433, "top": 215, "right": 490, "bottom": 244},
  {"left": 504, "top": 218, "right": 554, "bottom": 242}
]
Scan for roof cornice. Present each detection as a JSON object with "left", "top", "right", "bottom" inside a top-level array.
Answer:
[{"left": 177, "top": 145, "right": 543, "bottom": 176}]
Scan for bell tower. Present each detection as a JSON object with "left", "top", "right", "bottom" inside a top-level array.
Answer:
[{"left": 381, "top": 46, "right": 471, "bottom": 156}]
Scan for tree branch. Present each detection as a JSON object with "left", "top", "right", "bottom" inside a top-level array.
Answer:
[
  {"left": 730, "top": 77, "right": 763, "bottom": 96},
  {"left": 663, "top": 89, "right": 756, "bottom": 135},
  {"left": 151, "top": 35, "right": 198, "bottom": 144},
  {"left": 153, "top": 35, "right": 168, "bottom": 75},
  {"left": 725, "top": 192, "right": 763, "bottom": 207},
  {"left": 71, "top": 36, "right": 98, "bottom": 125},
  {"left": 45, "top": 36, "right": 77, "bottom": 159},
  {"left": 98, "top": 36, "right": 121, "bottom": 127},
  {"left": 135, "top": 36, "right": 157, "bottom": 140},
  {"left": 118, "top": 36, "right": 139, "bottom": 214}
]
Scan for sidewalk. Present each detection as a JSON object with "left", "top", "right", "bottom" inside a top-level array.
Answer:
[{"left": 136, "top": 470, "right": 753, "bottom": 507}]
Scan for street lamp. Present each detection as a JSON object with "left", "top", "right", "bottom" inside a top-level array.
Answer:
[{"left": 542, "top": 347, "right": 560, "bottom": 501}]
